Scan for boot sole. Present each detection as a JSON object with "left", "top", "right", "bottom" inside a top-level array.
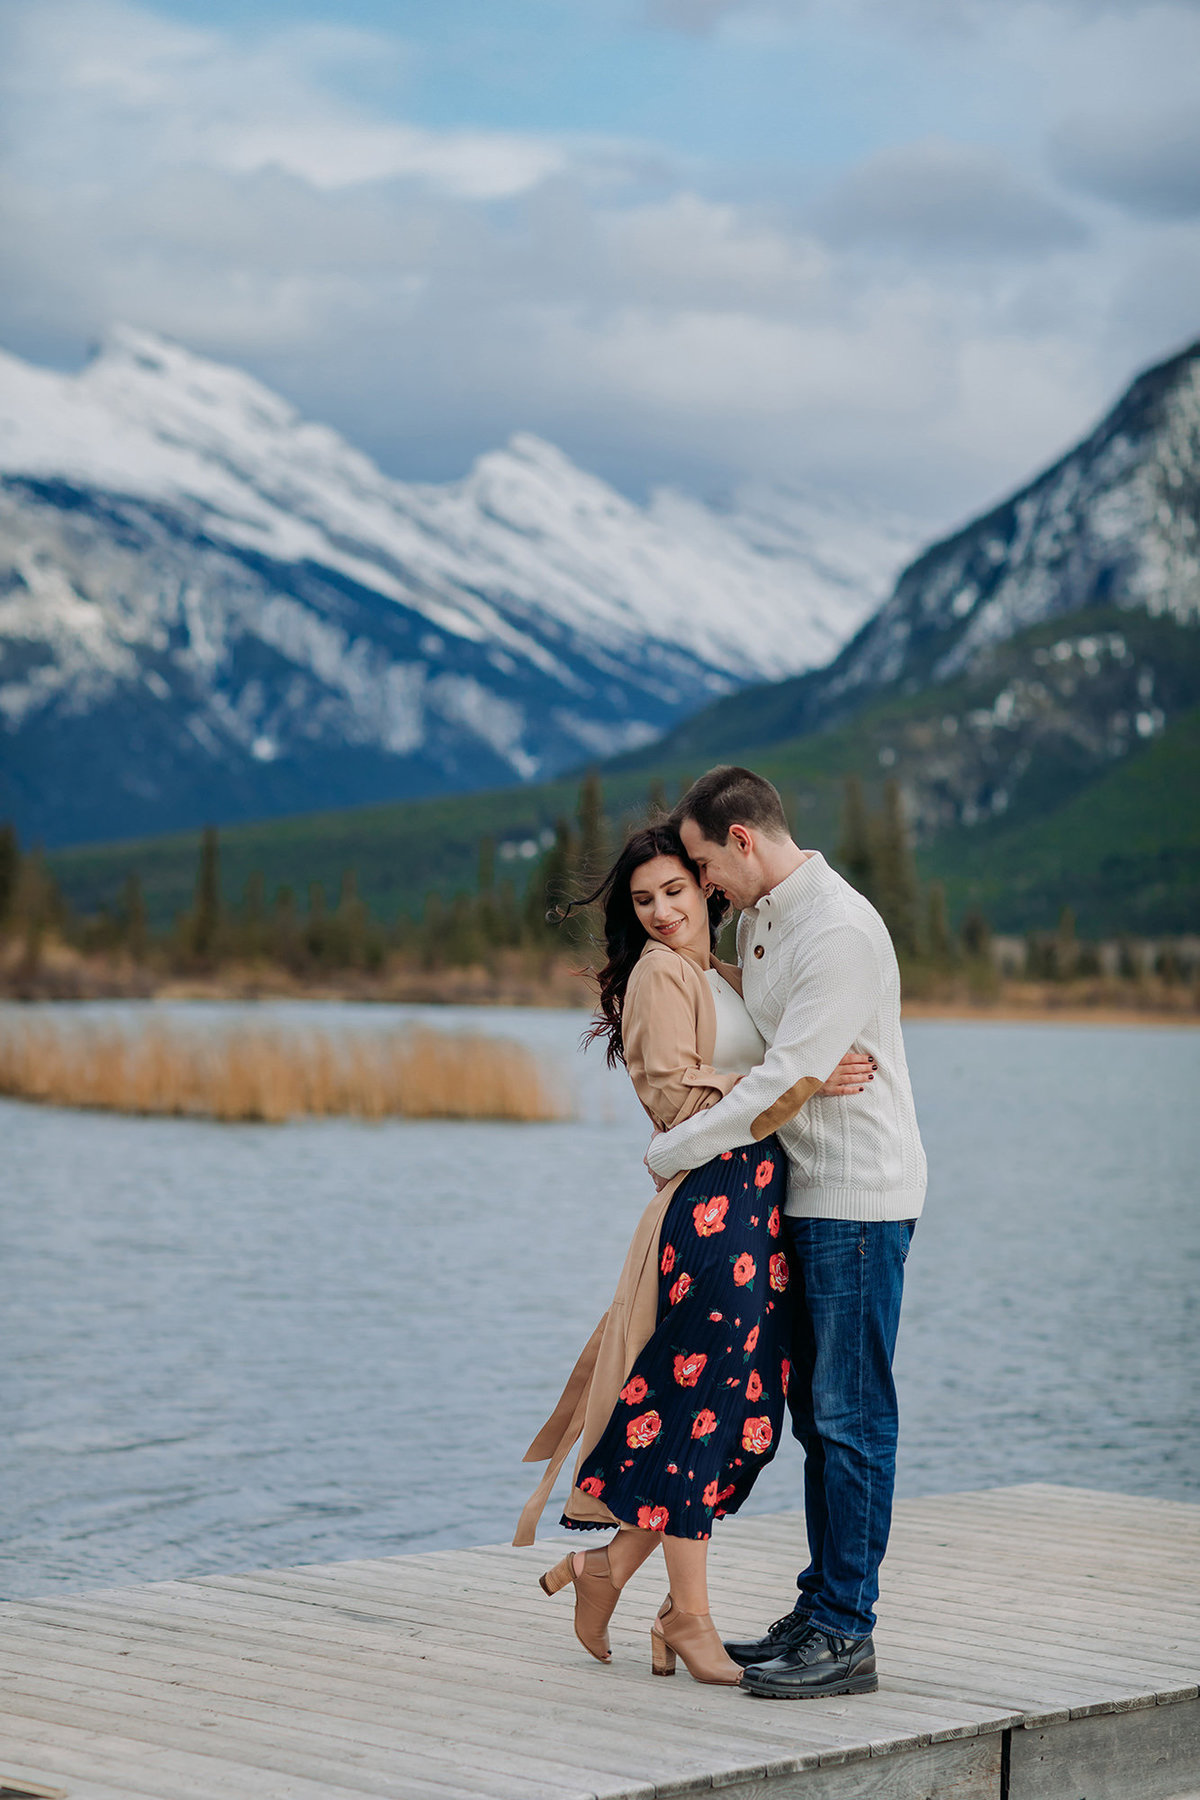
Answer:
[{"left": 742, "top": 1672, "right": 878, "bottom": 1699}]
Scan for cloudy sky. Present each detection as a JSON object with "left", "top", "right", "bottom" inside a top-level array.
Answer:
[{"left": 2, "top": 0, "right": 1199, "bottom": 527}]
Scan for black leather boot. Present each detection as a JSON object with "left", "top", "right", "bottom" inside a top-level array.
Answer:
[
  {"left": 741, "top": 1624, "right": 877, "bottom": 1698},
  {"left": 723, "top": 1606, "right": 815, "bottom": 1669}
]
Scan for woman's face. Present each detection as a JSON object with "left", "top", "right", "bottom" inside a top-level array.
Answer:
[{"left": 629, "top": 854, "right": 710, "bottom": 958}]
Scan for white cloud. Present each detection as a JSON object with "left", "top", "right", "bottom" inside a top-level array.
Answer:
[
  {"left": 817, "top": 140, "right": 1087, "bottom": 259},
  {"left": 0, "top": 0, "right": 1196, "bottom": 529},
  {"left": 1052, "top": 103, "right": 1200, "bottom": 219},
  {"left": 1, "top": 1, "right": 564, "bottom": 200}
]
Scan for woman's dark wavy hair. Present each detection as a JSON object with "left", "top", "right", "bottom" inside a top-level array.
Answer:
[{"left": 558, "top": 823, "right": 728, "bottom": 1068}]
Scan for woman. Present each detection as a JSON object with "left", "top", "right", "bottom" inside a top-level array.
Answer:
[{"left": 515, "top": 824, "right": 869, "bottom": 1685}]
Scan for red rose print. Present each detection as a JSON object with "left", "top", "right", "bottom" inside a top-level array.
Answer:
[
  {"left": 620, "top": 1374, "right": 649, "bottom": 1406},
  {"left": 720, "top": 1151, "right": 733, "bottom": 1160},
  {"left": 579, "top": 1476, "right": 605, "bottom": 1497},
  {"left": 702, "top": 1478, "right": 720, "bottom": 1507},
  {"left": 750, "top": 1214, "right": 759, "bottom": 1227},
  {"left": 637, "top": 1504, "right": 669, "bottom": 1531},
  {"left": 709, "top": 1310, "right": 723, "bottom": 1322},
  {"left": 746, "top": 1369, "right": 763, "bottom": 1402},
  {"left": 674, "top": 1351, "right": 708, "bottom": 1388},
  {"left": 768, "top": 1206, "right": 781, "bottom": 1238},
  {"left": 732, "top": 1251, "right": 756, "bottom": 1287},
  {"left": 781, "top": 1358, "right": 791, "bottom": 1396},
  {"left": 744, "top": 1324, "right": 758, "bottom": 1354},
  {"left": 725, "top": 1375, "right": 741, "bottom": 1387},
  {"left": 627, "top": 1410, "right": 662, "bottom": 1449},
  {"left": 691, "top": 1408, "right": 717, "bottom": 1440},
  {"left": 693, "top": 1195, "right": 729, "bottom": 1237},
  {"left": 660, "top": 1242, "right": 676, "bottom": 1275},
  {"left": 742, "top": 1416, "right": 774, "bottom": 1455},
  {"left": 769, "top": 1252, "right": 789, "bottom": 1292},
  {"left": 669, "top": 1272, "right": 693, "bottom": 1306},
  {"left": 754, "top": 1159, "right": 775, "bottom": 1188},
  {"left": 667, "top": 1463, "right": 678, "bottom": 1474}
]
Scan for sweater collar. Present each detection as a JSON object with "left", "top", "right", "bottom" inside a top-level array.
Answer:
[{"left": 752, "top": 850, "right": 829, "bottom": 923}]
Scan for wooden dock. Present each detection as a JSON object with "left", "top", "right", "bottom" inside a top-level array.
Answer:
[{"left": 0, "top": 1484, "right": 1195, "bottom": 1800}]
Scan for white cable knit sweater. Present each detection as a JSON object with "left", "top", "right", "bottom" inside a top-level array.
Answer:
[{"left": 645, "top": 852, "right": 927, "bottom": 1222}]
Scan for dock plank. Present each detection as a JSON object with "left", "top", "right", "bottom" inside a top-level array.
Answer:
[{"left": 0, "top": 1486, "right": 1196, "bottom": 1800}]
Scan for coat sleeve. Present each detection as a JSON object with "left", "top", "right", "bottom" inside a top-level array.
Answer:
[
  {"left": 622, "top": 955, "right": 741, "bottom": 1130},
  {"left": 646, "top": 921, "right": 882, "bottom": 1176}
]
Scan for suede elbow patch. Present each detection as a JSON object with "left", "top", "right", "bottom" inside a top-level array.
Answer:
[{"left": 750, "top": 1076, "right": 824, "bottom": 1140}]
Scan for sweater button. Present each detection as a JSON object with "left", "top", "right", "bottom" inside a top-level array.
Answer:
[{"left": 753, "top": 944, "right": 765, "bottom": 959}]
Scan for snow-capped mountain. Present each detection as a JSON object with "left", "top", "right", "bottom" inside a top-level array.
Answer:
[
  {"left": 648, "top": 335, "right": 1200, "bottom": 855},
  {"left": 812, "top": 334, "right": 1200, "bottom": 720},
  {"left": 0, "top": 327, "right": 917, "bottom": 844}
]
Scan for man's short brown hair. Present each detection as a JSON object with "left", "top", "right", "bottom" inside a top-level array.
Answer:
[{"left": 672, "top": 765, "right": 790, "bottom": 845}]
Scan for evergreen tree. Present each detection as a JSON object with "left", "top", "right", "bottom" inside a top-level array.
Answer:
[
  {"left": 334, "top": 869, "right": 369, "bottom": 967},
  {"left": 1155, "top": 943, "right": 1182, "bottom": 986},
  {"left": 121, "top": 871, "right": 149, "bottom": 963},
  {"left": 925, "top": 880, "right": 954, "bottom": 968},
  {"left": 836, "top": 776, "right": 874, "bottom": 899},
  {"left": 0, "top": 821, "right": 19, "bottom": 930},
  {"left": 494, "top": 877, "right": 521, "bottom": 947},
  {"left": 576, "top": 771, "right": 608, "bottom": 889},
  {"left": 478, "top": 835, "right": 496, "bottom": 895},
  {"left": 269, "top": 885, "right": 301, "bottom": 970},
  {"left": 13, "top": 848, "right": 49, "bottom": 978},
  {"left": 476, "top": 836, "right": 498, "bottom": 951},
  {"left": 1055, "top": 905, "right": 1077, "bottom": 981},
  {"left": 446, "top": 892, "right": 485, "bottom": 967},
  {"left": 960, "top": 907, "right": 992, "bottom": 963},
  {"left": 1024, "top": 931, "right": 1053, "bottom": 980},
  {"left": 240, "top": 870, "right": 266, "bottom": 960},
  {"left": 305, "top": 882, "right": 328, "bottom": 966},
  {"left": 421, "top": 891, "right": 445, "bottom": 969},
  {"left": 189, "top": 826, "right": 222, "bottom": 964},
  {"left": 872, "top": 780, "right": 922, "bottom": 959},
  {"left": 525, "top": 818, "right": 575, "bottom": 946}
]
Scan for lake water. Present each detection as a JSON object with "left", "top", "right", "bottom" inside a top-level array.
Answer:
[{"left": 1, "top": 1004, "right": 1196, "bottom": 1599}]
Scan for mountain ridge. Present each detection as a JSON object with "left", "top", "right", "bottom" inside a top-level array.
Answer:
[{"left": 0, "top": 326, "right": 918, "bottom": 845}]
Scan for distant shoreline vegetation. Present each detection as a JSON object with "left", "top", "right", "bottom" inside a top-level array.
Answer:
[{"left": 0, "top": 776, "right": 1196, "bottom": 1018}]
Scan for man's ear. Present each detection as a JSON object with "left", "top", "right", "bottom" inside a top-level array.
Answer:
[{"left": 728, "top": 824, "right": 754, "bottom": 857}]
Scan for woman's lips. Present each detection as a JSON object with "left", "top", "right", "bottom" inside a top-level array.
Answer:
[{"left": 655, "top": 917, "right": 685, "bottom": 936}]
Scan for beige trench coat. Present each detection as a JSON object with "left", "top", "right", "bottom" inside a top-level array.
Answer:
[{"left": 513, "top": 939, "right": 822, "bottom": 1546}]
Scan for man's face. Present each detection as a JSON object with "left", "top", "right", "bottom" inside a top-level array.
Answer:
[{"left": 679, "top": 817, "right": 762, "bottom": 912}]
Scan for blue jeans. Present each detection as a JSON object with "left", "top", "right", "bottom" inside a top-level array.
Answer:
[{"left": 782, "top": 1217, "right": 915, "bottom": 1641}]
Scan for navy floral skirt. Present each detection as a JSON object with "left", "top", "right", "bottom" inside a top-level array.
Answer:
[{"left": 564, "top": 1136, "right": 791, "bottom": 1541}]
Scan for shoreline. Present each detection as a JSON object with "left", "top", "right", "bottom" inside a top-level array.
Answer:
[
  {"left": 3, "top": 945, "right": 1196, "bottom": 1027},
  {"left": 898, "top": 999, "right": 1198, "bottom": 1028}
]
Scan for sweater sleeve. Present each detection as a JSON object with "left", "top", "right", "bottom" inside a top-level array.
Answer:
[
  {"left": 623, "top": 955, "right": 742, "bottom": 1131},
  {"left": 646, "top": 921, "right": 881, "bottom": 1176}
]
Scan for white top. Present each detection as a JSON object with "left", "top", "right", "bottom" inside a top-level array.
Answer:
[
  {"left": 705, "top": 967, "right": 767, "bottom": 1076},
  {"left": 649, "top": 853, "right": 927, "bottom": 1223}
]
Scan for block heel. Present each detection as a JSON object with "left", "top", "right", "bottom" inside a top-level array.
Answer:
[{"left": 537, "top": 1547, "right": 620, "bottom": 1662}]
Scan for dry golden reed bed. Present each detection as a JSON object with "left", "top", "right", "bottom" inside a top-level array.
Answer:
[{"left": 0, "top": 1019, "right": 567, "bottom": 1123}]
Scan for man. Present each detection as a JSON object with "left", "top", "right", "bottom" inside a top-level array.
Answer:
[{"left": 646, "top": 764, "right": 926, "bottom": 1700}]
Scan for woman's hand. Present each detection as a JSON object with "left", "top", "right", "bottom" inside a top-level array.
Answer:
[{"left": 821, "top": 1050, "right": 876, "bottom": 1096}]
